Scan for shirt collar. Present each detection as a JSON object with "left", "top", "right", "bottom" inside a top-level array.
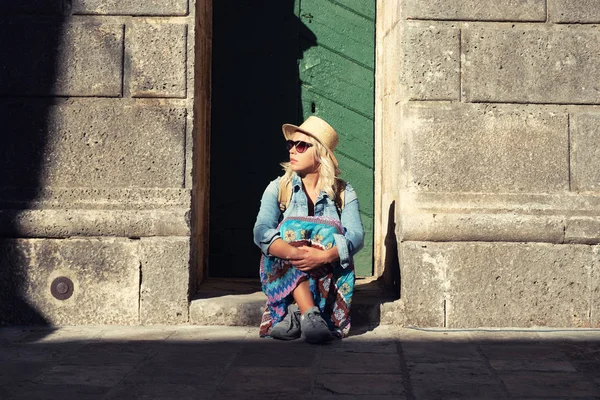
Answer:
[
  {"left": 291, "top": 173, "right": 329, "bottom": 199},
  {"left": 291, "top": 173, "right": 302, "bottom": 191}
]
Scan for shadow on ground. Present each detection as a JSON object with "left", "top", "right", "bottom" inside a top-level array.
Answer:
[
  {"left": 0, "top": 2, "right": 68, "bottom": 330},
  {"left": 2, "top": 326, "right": 600, "bottom": 399}
]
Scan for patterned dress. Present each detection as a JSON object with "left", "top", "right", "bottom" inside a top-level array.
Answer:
[{"left": 259, "top": 216, "right": 355, "bottom": 338}]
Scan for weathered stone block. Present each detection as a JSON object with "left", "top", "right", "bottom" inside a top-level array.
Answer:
[
  {"left": 565, "top": 218, "right": 600, "bottom": 245},
  {"left": 0, "top": 188, "right": 191, "bottom": 237},
  {"left": 571, "top": 113, "right": 600, "bottom": 192},
  {"left": 0, "top": 209, "right": 190, "bottom": 238},
  {"left": 405, "top": 0, "right": 546, "bottom": 21},
  {"left": 399, "top": 243, "right": 446, "bottom": 327},
  {"left": 189, "top": 292, "right": 266, "bottom": 326},
  {"left": 129, "top": 23, "right": 187, "bottom": 98},
  {"left": 396, "top": 192, "right": 600, "bottom": 245},
  {"left": 0, "top": 238, "right": 140, "bottom": 325},
  {"left": 0, "top": 188, "right": 191, "bottom": 210},
  {"left": 0, "top": 100, "right": 186, "bottom": 188},
  {"left": 400, "top": 213, "right": 565, "bottom": 243},
  {"left": 402, "top": 25, "right": 459, "bottom": 100},
  {"left": 404, "top": 104, "right": 569, "bottom": 193},
  {"left": 401, "top": 242, "right": 596, "bottom": 328},
  {"left": 463, "top": 28, "right": 600, "bottom": 104},
  {"left": 0, "top": 22, "right": 123, "bottom": 97},
  {"left": 549, "top": 1, "right": 600, "bottom": 23},
  {"left": 140, "top": 238, "right": 190, "bottom": 324},
  {"left": 72, "top": 0, "right": 188, "bottom": 15}
]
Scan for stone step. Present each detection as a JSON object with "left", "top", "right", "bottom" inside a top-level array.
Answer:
[{"left": 189, "top": 277, "right": 404, "bottom": 327}]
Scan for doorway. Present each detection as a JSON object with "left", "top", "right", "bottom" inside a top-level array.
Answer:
[{"left": 208, "top": 0, "right": 375, "bottom": 278}]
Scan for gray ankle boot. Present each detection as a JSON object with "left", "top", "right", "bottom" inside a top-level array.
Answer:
[
  {"left": 300, "top": 306, "right": 333, "bottom": 344},
  {"left": 269, "top": 304, "right": 301, "bottom": 340}
]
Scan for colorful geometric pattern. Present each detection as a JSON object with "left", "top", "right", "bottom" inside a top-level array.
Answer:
[{"left": 259, "top": 216, "right": 355, "bottom": 338}]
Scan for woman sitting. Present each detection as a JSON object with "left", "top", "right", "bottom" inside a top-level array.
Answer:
[{"left": 253, "top": 116, "right": 365, "bottom": 344}]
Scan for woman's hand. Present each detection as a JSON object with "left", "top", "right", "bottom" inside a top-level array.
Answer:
[
  {"left": 285, "top": 245, "right": 304, "bottom": 262},
  {"left": 267, "top": 239, "right": 304, "bottom": 261},
  {"left": 292, "top": 246, "right": 337, "bottom": 272}
]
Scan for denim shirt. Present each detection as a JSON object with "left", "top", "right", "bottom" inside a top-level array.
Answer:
[{"left": 253, "top": 173, "right": 365, "bottom": 269}]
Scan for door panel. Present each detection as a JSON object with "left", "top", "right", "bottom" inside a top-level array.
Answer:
[
  {"left": 299, "top": 0, "right": 375, "bottom": 68},
  {"left": 300, "top": 91, "right": 373, "bottom": 166},
  {"left": 300, "top": 40, "right": 374, "bottom": 117},
  {"left": 299, "top": 0, "right": 375, "bottom": 276}
]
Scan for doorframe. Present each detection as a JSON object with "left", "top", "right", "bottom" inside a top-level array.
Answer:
[
  {"left": 373, "top": 0, "right": 400, "bottom": 283},
  {"left": 194, "top": 0, "right": 393, "bottom": 286},
  {"left": 192, "top": 0, "right": 213, "bottom": 289}
]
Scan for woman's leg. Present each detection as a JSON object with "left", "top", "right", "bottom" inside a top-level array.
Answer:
[
  {"left": 292, "top": 280, "right": 315, "bottom": 313},
  {"left": 293, "top": 279, "right": 332, "bottom": 343}
]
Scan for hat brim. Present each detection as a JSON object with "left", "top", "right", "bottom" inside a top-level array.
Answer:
[{"left": 282, "top": 123, "right": 339, "bottom": 168}]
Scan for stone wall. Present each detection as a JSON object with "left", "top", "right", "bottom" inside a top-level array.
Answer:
[
  {"left": 377, "top": 0, "right": 600, "bottom": 327},
  {"left": 0, "top": 0, "right": 204, "bottom": 325}
]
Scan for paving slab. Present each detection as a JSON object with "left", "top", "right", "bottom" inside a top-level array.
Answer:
[
  {"left": 479, "top": 343, "right": 569, "bottom": 361},
  {"left": 97, "top": 325, "right": 176, "bottom": 341},
  {"left": 210, "top": 393, "right": 281, "bottom": 400},
  {"left": 320, "top": 353, "right": 402, "bottom": 374},
  {"left": 33, "top": 365, "right": 134, "bottom": 387},
  {"left": 104, "top": 384, "right": 214, "bottom": 400},
  {"left": 219, "top": 366, "right": 313, "bottom": 394},
  {"left": 402, "top": 341, "right": 481, "bottom": 362},
  {"left": 24, "top": 326, "right": 107, "bottom": 343},
  {"left": 0, "top": 382, "right": 109, "bottom": 400},
  {"left": 488, "top": 359, "right": 577, "bottom": 372},
  {"left": 325, "top": 339, "right": 398, "bottom": 354},
  {"left": 166, "top": 325, "right": 251, "bottom": 341},
  {"left": 553, "top": 342, "right": 600, "bottom": 361},
  {"left": 0, "top": 361, "right": 50, "bottom": 386},
  {"left": 536, "top": 329, "right": 600, "bottom": 343},
  {"left": 0, "top": 341, "right": 86, "bottom": 363},
  {"left": 499, "top": 371, "right": 600, "bottom": 398},
  {"left": 411, "top": 384, "right": 508, "bottom": 400},
  {"left": 313, "top": 373, "right": 405, "bottom": 396},
  {"left": 397, "top": 328, "right": 472, "bottom": 342},
  {"left": 57, "top": 342, "right": 153, "bottom": 366},
  {"left": 123, "top": 362, "right": 227, "bottom": 387},
  {"left": 468, "top": 329, "right": 543, "bottom": 343},
  {"left": 233, "top": 346, "right": 316, "bottom": 367},
  {"left": 309, "top": 396, "right": 402, "bottom": 400}
]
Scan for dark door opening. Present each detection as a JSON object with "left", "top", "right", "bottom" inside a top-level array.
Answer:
[{"left": 209, "top": 0, "right": 374, "bottom": 278}]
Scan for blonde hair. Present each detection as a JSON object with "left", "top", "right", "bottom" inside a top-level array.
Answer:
[{"left": 280, "top": 134, "right": 344, "bottom": 200}]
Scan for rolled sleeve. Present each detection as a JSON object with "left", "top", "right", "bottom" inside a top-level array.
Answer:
[
  {"left": 333, "top": 183, "right": 364, "bottom": 269},
  {"left": 253, "top": 178, "right": 282, "bottom": 256}
]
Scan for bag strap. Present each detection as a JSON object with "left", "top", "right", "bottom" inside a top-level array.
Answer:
[
  {"left": 334, "top": 182, "right": 345, "bottom": 217},
  {"left": 277, "top": 178, "right": 292, "bottom": 213}
]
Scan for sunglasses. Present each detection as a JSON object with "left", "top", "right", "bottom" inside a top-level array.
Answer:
[{"left": 285, "top": 140, "right": 313, "bottom": 153}]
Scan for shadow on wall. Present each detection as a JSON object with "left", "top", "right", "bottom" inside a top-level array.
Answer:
[
  {"left": 209, "top": 0, "right": 317, "bottom": 278},
  {"left": 0, "top": 2, "right": 68, "bottom": 325},
  {"left": 384, "top": 200, "right": 401, "bottom": 299},
  {"left": 350, "top": 201, "right": 401, "bottom": 331}
]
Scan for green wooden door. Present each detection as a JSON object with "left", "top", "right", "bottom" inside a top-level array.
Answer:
[{"left": 297, "top": 0, "right": 375, "bottom": 276}]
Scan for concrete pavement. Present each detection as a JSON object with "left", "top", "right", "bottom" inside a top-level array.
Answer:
[{"left": 1, "top": 325, "right": 600, "bottom": 399}]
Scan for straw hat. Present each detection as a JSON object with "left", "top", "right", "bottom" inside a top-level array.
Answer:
[{"left": 282, "top": 116, "right": 339, "bottom": 167}]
